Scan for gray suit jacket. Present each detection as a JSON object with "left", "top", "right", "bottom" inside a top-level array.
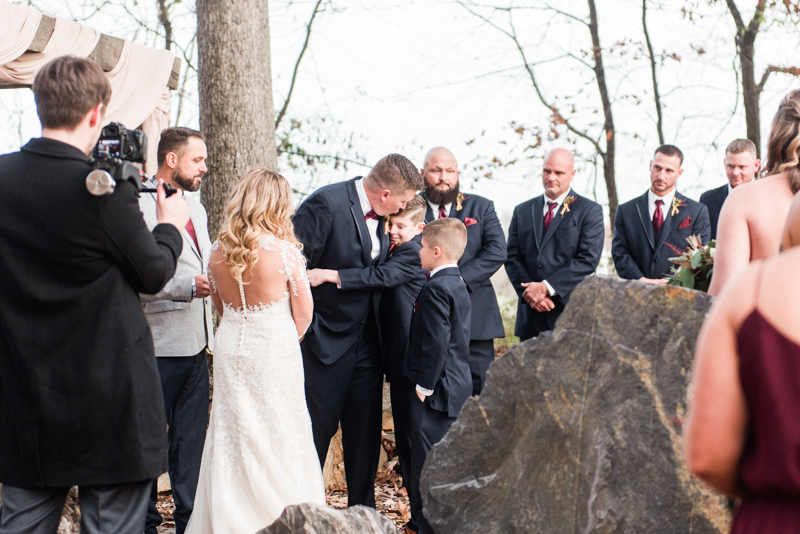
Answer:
[{"left": 139, "top": 189, "right": 214, "bottom": 356}]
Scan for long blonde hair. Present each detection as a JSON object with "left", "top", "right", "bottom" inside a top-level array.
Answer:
[
  {"left": 217, "top": 168, "right": 303, "bottom": 280},
  {"left": 764, "top": 89, "right": 800, "bottom": 193}
]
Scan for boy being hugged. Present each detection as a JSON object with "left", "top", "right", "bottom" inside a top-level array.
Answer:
[{"left": 407, "top": 218, "right": 472, "bottom": 534}]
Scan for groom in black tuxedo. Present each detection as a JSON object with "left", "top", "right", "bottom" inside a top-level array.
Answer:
[
  {"left": 420, "top": 147, "right": 507, "bottom": 396},
  {"left": 293, "top": 155, "right": 423, "bottom": 508},
  {"left": 505, "top": 149, "right": 605, "bottom": 341}
]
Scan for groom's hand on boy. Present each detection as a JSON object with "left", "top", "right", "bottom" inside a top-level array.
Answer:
[
  {"left": 416, "top": 391, "right": 426, "bottom": 402},
  {"left": 307, "top": 268, "right": 340, "bottom": 287}
]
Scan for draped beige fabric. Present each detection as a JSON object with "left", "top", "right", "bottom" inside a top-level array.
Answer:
[{"left": 0, "top": 0, "right": 174, "bottom": 173}]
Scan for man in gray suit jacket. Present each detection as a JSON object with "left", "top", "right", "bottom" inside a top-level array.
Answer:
[{"left": 139, "top": 128, "right": 214, "bottom": 534}]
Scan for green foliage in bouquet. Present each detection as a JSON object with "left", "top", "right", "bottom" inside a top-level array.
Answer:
[{"left": 665, "top": 235, "right": 716, "bottom": 292}]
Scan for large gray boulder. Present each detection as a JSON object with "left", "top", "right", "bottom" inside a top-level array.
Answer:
[
  {"left": 258, "top": 503, "right": 397, "bottom": 534},
  {"left": 421, "top": 276, "right": 731, "bottom": 533}
]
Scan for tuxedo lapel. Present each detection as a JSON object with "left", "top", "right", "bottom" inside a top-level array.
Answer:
[
  {"left": 531, "top": 195, "right": 543, "bottom": 250},
  {"left": 347, "top": 180, "right": 372, "bottom": 265},
  {"left": 378, "top": 216, "right": 390, "bottom": 263},
  {"left": 635, "top": 192, "right": 656, "bottom": 250},
  {"left": 424, "top": 202, "right": 435, "bottom": 224},
  {"left": 541, "top": 190, "right": 570, "bottom": 249}
]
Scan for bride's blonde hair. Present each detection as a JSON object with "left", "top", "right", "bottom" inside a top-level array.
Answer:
[{"left": 217, "top": 168, "right": 303, "bottom": 280}]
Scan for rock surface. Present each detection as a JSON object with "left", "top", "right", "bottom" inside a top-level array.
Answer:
[
  {"left": 258, "top": 502, "right": 397, "bottom": 534},
  {"left": 421, "top": 276, "right": 731, "bottom": 533}
]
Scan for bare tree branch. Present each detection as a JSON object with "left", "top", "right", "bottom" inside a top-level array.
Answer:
[
  {"left": 275, "top": 0, "right": 324, "bottom": 130},
  {"left": 642, "top": 0, "right": 664, "bottom": 145},
  {"left": 157, "top": 0, "right": 173, "bottom": 50}
]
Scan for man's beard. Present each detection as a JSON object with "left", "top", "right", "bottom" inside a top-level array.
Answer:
[
  {"left": 173, "top": 169, "right": 202, "bottom": 192},
  {"left": 424, "top": 181, "right": 460, "bottom": 206}
]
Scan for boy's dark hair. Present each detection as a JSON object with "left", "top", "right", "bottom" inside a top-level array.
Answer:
[
  {"left": 392, "top": 195, "right": 427, "bottom": 225},
  {"left": 157, "top": 127, "right": 205, "bottom": 167},
  {"left": 33, "top": 56, "right": 111, "bottom": 131},
  {"left": 654, "top": 144, "right": 684, "bottom": 165},
  {"left": 422, "top": 218, "right": 467, "bottom": 261}
]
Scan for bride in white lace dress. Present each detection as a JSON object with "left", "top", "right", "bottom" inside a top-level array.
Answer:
[{"left": 186, "top": 169, "right": 325, "bottom": 533}]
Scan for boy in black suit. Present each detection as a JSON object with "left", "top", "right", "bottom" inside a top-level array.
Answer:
[
  {"left": 307, "top": 196, "right": 428, "bottom": 499},
  {"left": 407, "top": 218, "right": 472, "bottom": 534}
]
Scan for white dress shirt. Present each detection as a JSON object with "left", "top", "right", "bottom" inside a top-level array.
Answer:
[
  {"left": 647, "top": 188, "right": 676, "bottom": 221},
  {"left": 540, "top": 190, "right": 571, "bottom": 296},
  {"left": 427, "top": 199, "right": 453, "bottom": 220},
  {"left": 355, "top": 178, "right": 381, "bottom": 261},
  {"left": 416, "top": 262, "right": 460, "bottom": 398}
]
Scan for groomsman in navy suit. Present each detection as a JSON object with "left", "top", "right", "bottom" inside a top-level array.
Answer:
[
  {"left": 420, "top": 147, "right": 506, "bottom": 396},
  {"left": 293, "top": 155, "right": 423, "bottom": 508},
  {"left": 505, "top": 149, "right": 605, "bottom": 341},
  {"left": 612, "top": 145, "right": 711, "bottom": 283},
  {"left": 699, "top": 139, "right": 760, "bottom": 239}
]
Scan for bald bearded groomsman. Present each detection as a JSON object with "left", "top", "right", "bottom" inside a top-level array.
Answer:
[
  {"left": 420, "top": 147, "right": 506, "bottom": 396},
  {"left": 505, "top": 149, "right": 604, "bottom": 341}
]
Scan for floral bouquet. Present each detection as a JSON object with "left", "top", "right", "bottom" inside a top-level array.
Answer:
[{"left": 665, "top": 235, "right": 716, "bottom": 292}]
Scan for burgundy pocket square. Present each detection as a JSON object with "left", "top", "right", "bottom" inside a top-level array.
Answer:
[
  {"left": 678, "top": 217, "right": 691, "bottom": 229},
  {"left": 464, "top": 217, "right": 478, "bottom": 227}
]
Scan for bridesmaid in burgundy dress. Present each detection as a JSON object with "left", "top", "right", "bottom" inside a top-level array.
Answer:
[{"left": 685, "top": 249, "right": 800, "bottom": 531}]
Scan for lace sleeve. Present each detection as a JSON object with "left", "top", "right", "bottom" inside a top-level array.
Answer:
[
  {"left": 278, "top": 240, "right": 313, "bottom": 307},
  {"left": 209, "top": 242, "right": 220, "bottom": 295}
]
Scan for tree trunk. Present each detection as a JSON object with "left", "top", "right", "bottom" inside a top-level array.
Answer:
[
  {"left": 197, "top": 0, "right": 277, "bottom": 238},
  {"left": 587, "top": 0, "right": 618, "bottom": 230}
]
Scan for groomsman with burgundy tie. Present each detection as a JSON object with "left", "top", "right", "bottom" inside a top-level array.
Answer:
[
  {"left": 420, "top": 147, "right": 507, "bottom": 396},
  {"left": 505, "top": 149, "right": 605, "bottom": 341},
  {"left": 612, "top": 145, "right": 711, "bottom": 283}
]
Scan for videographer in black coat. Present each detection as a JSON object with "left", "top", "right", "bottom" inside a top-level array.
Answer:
[{"left": 0, "top": 57, "right": 189, "bottom": 534}]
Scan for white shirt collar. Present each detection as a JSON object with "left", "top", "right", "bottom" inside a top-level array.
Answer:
[
  {"left": 427, "top": 198, "right": 452, "bottom": 219},
  {"left": 727, "top": 183, "right": 733, "bottom": 195},
  {"left": 355, "top": 178, "right": 374, "bottom": 217},
  {"left": 543, "top": 190, "right": 571, "bottom": 213},
  {"left": 430, "top": 263, "right": 459, "bottom": 277},
  {"left": 648, "top": 187, "right": 676, "bottom": 210}
]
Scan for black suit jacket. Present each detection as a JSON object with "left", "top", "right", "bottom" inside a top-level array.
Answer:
[
  {"left": 505, "top": 191, "right": 605, "bottom": 339},
  {"left": 423, "top": 193, "right": 506, "bottom": 340},
  {"left": 699, "top": 184, "right": 728, "bottom": 240},
  {"left": 410, "top": 267, "right": 472, "bottom": 418},
  {"left": 612, "top": 191, "right": 711, "bottom": 280},
  {"left": 293, "top": 177, "right": 390, "bottom": 364},
  {"left": 336, "top": 235, "right": 426, "bottom": 381},
  {"left": 0, "top": 138, "right": 182, "bottom": 487}
]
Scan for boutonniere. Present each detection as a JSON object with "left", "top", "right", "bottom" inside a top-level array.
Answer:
[
  {"left": 671, "top": 197, "right": 687, "bottom": 217},
  {"left": 384, "top": 220, "right": 390, "bottom": 235},
  {"left": 456, "top": 193, "right": 470, "bottom": 212},
  {"left": 560, "top": 196, "right": 577, "bottom": 216}
]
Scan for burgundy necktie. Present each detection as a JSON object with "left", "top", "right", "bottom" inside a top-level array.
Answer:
[
  {"left": 652, "top": 199, "right": 664, "bottom": 234},
  {"left": 365, "top": 209, "right": 379, "bottom": 221},
  {"left": 389, "top": 243, "right": 397, "bottom": 252},
  {"left": 543, "top": 201, "right": 557, "bottom": 231},
  {"left": 185, "top": 218, "right": 200, "bottom": 251},
  {"left": 438, "top": 204, "right": 448, "bottom": 219}
]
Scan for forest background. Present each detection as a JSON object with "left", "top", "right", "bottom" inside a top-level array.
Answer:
[{"left": 1, "top": 0, "right": 799, "bottom": 346}]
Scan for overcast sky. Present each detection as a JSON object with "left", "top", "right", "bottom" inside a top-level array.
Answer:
[{"left": 2, "top": 0, "right": 798, "bottom": 220}]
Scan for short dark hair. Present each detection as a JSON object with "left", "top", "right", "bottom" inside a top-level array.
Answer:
[
  {"left": 725, "top": 138, "right": 757, "bottom": 157},
  {"left": 392, "top": 194, "right": 427, "bottom": 225},
  {"left": 157, "top": 127, "right": 205, "bottom": 167},
  {"left": 369, "top": 154, "right": 424, "bottom": 193},
  {"left": 422, "top": 217, "right": 467, "bottom": 261},
  {"left": 32, "top": 56, "right": 111, "bottom": 131},
  {"left": 654, "top": 144, "right": 684, "bottom": 165}
]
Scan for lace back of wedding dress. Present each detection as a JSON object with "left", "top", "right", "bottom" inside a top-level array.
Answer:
[{"left": 186, "top": 235, "right": 325, "bottom": 534}]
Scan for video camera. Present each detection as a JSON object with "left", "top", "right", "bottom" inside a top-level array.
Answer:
[{"left": 85, "top": 122, "right": 176, "bottom": 197}]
